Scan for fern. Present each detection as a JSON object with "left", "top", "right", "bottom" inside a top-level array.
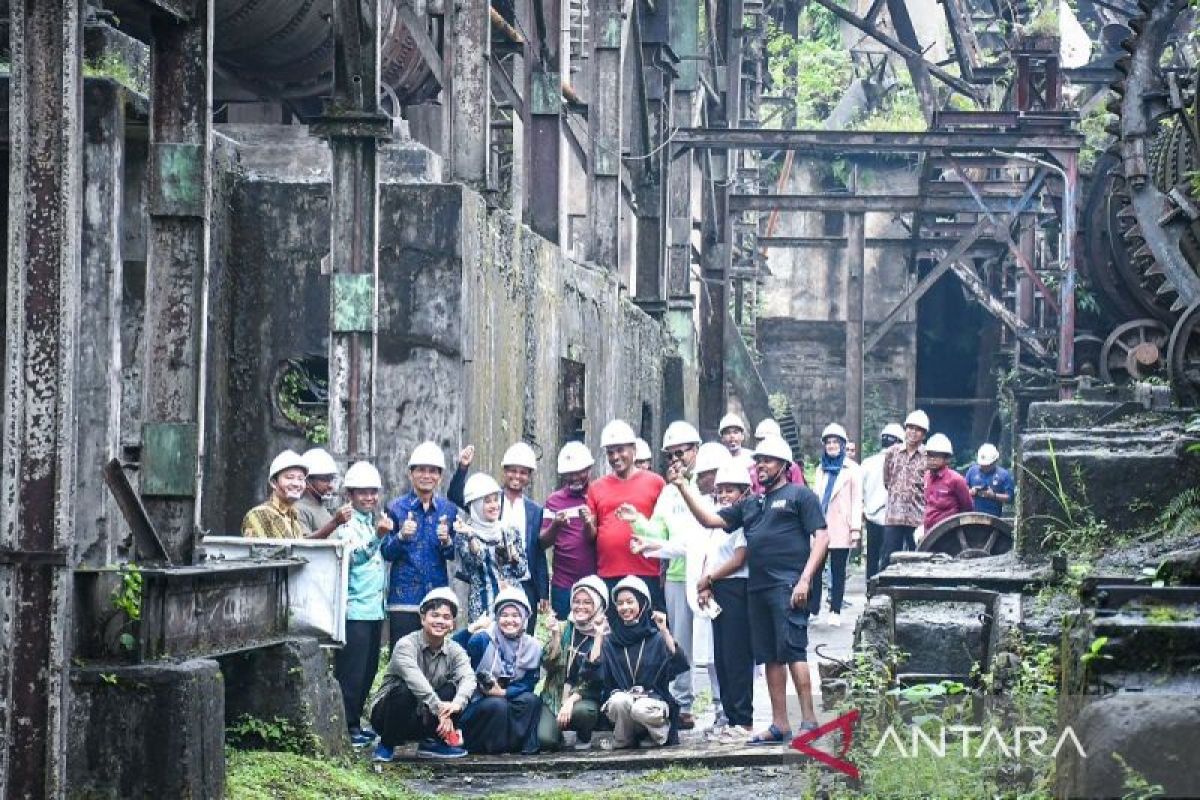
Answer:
[{"left": 1159, "top": 487, "right": 1200, "bottom": 535}]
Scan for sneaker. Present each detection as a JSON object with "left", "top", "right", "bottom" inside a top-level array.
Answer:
[
  {"left": 572, "top": 738, "right": 594, "bottom": 751},
  {"left": 800, "top": 720, "right": 820, "bottom": 732},
  {"left": 416, "top": 739, "right": 468, "bottom": 759},
  {"left": 350, "top": 729, "right": 377, "bottom": 748},
  {"left": 678, "top": 712, "right": 696, "bottom": 730},
  {"left": 637, "top": 738, "right": 660, "bottom": 748},
  {"left": 371, "top": 743, "right": 394, "bottom": 763},
  {"left": 828, "top": 612, "right": 842, "bottom": 627},
  {"left": 720, "top": 725, "right": 754, "bottom": 744},
  {"left": 703, "top": 724, "right": 727, "bottom": 742}
]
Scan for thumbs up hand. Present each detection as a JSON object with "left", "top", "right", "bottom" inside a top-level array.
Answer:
[
  {"left": 401, "top": 511, "right": 418, "bottom": 539},
  {"left": 437, "top": 515, "right": 451, "bottom": 546}
]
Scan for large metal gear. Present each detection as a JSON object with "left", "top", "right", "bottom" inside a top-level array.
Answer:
[
  {"left": 1107, "top": 0, "right": 1200, "bottom": 311},
  {"left": 1100, "top": 0, "right": 1200, "bottom": 400}
]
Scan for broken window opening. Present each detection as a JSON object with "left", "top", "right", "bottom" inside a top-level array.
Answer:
[
  {"left": 560, "top": 357, "right": 587, "bottom": 446},
  {"left": 274, "top": 355, "right": 330, "bottom": 445}
]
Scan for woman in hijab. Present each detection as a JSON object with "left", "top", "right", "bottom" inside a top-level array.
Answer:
[
  {"left": 456, "top": 473, "right": 529, "bottom": 622},
  {"left": 809, "top": 423, "right": 862, "bottom": 626},
  {"left": 455, "top": 587, "right": 544, "bottom": 754},
  {"left": 583, "top": 576, "right": 689, "bottom": 748},
  {"left": 537, "top": 575, "right": 609, "bottom": 751}
]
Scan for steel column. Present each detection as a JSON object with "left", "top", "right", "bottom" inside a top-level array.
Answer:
[
  {"left": 450, "top": 0, "right": 491, "bottom": 188},
  {"left": 0, "top": 1, "right": 83, "bottom": 795},
  {"left": 141, "top": 2, "right": 213, "bottom": 565},
  {"left": 320, "top": 0, "right": 387, "bottom": 462},
  {"left": 589, "top": 0, "right": 624, "bottom": 268},
  {"left": 1057, "top": 150, "right": 1078, "bottom": 397},
  {"left": 846, "top": 211, "right": 865, "bottom": 451}
]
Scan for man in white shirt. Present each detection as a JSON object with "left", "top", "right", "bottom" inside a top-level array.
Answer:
[{"left": 860, "top": 423, "right": 903, "bottom": 580}]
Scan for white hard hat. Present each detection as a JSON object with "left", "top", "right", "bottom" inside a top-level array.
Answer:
[
  {"left": 501, "top": 441, "right": 538, "bottom": 471},
  {"left": 904, "top": 410, "right": 931, "bottom": 431},
  {"left": 754, "top": 435, "right": 794, "bottom": 463},
  {"left": 718, "top": 413, "right": 746, "bottom": 433},
  {"left": 269, "top": 449, "right": 307, "bottom": 480},
  {"left": 556, "top": 441, "right": 595, "bottom": 473},
  {"left": 571, "top": 575, "right": 609, "bottom": 612},
  {"left": 343, "top": 461, "right": 382, "bottom": 490},
  {"left": 493, "top": 585, "right": 532, "bottom": 617},
  {"left": 755, "top": 418, "right": 783, "bottom": 440},
  {"left": 611, "top": 575, "right": 652, "bottom": 605},
  {"left": 976, "top": 443, "right": 1000, "bottom": 466},
  {"left": 661, "top": 420, "right": 702, "bottom": 450},
  {"left": 463, "top": 472, "right": 502, "bottom": 505},
  {"left": 714, "top": 462, "right": 752, "bottom": 486},
  {"left": 882, "top": 423, "right": 906, "bottom": 440},
  {"left": 694, "top": 442, "right": 731, "bottom": 474},
  {"left": 408, "top": 441, "right": 447, "bottom": 471},
  {"left": 926, "top": 433, "right": 954, "bottom": 455},
  {"left": 301, "top": 447, "right": 338, "bottom": 476},
  {"left": 419, "top": 586, "right": 459, "bottom": 616},
  {"left": 634, "top": 438, "right": 653, "bottom": 461},
  {"left": 821, "top": 423, "right": 849, "bottom": 442},
  {"left": 600, "top": 419, "right": 638, "bottom": 448}
]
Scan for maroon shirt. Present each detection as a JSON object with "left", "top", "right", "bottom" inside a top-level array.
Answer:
[{"left": 923, "top": 467, "right": 974, "bottom": 530}]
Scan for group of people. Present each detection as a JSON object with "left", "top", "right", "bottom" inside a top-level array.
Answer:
[{"left": 239, "top": 408, "right": 1013, "bottom": 761}]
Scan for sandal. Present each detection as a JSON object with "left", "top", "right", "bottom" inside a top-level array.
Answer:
[{"left": 746, "top": 723, "right": 792, "bottom": 746}]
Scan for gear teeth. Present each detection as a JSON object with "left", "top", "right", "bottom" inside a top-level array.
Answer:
[
  {"left": 1143, "top": 260, "right": 1165, "bottom": 276},
  {"left": 1117, "top": 205, "right": 1137, "bottom": 221},
  {"left": 1133, "top": 244, "right": 1155, "bottom": 261},
  {"left": 1114, "top": 56, "right": 1132, "bottom": 76},
  {"left": 1155, "top": 281, "right": 1178, "bottom": 297},
  {"left": 1128, "top": 18, "right": 1145, "bottom": 36},
  {"left": 1135, "top": 0, "right": 1152, "bottom": 14}
]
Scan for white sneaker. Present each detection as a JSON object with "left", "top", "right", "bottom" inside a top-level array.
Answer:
[
  {"left": 828, "top": 612, "right": 841, "bottom": 627},
  {"left": 809, "top": 613, "right": 822, "bottom": 626}
]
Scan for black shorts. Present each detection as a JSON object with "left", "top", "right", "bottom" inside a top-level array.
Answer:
[{"left": 748, "top": 585, "right": 809, "bottom": 665}]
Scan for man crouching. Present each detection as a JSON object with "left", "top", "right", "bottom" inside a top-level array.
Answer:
[{"left": 368, "top": 587, "right": 476, "bottom": 760}]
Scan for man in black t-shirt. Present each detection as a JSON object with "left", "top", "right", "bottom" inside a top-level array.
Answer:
[{"left": 674, "top": 435, "right": 828, "bottom": 745}]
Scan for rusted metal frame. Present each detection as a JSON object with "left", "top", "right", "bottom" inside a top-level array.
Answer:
[
  {"left": 395, "top": 3, "right": 445, "bottom": 82},
  {"left": 947, "top": 248, "right": 1051, "bottom": 360},
  {"left": 102, "top": 459, "right": 172, "bottom": 564},
  {"left": 518, "top": 0, "right": 536, "bottom": 226},
  {"left": 490, "top": 52, "right": 527, "bottom": 118},
  {"left": 632, "top": 0, "right": 668, "bottom": 306},
  {"left": 140, "top": 1, "right": 212, "bottom": 568},
  {"left": 947, "top": 157, "right": 1059, "bottom": 314},
  {"left": 865, "top": 217, "right": 993, "bottom": 353},
  {"left": 938, "top": 0, "right": 981, "bottom": 82},
  {"left": 1, "top": 1, "right": 83, "bottom": 796},
  {"left": 805, "top": 0, "right": 980, "bottom": 102},
  {"left": 324, "top": 0, "right": 386, "bottom": 463},
  {"left": 137, "top": 0, "right": 194, "bottom": 22},
  {"left": 671, "top": 127, "right": 1083, "bottom": 154},
  {"left": 761, "top": 235, "right": 1003, "bottom": 251},
  {"left": 862, "top": 0, "right": 888, "bottom": 26}
]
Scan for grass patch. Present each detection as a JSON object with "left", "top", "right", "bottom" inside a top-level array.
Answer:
[
  {"left": 629, "top": 765, "right": 711, "bottom": 784},
  {"left": 225, "top": 749, "right": 429, "bottom": 800}
]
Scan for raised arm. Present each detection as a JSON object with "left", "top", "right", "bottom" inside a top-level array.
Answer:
[{"left": 671, "top": 476, "right": 727, "bottom": 529}]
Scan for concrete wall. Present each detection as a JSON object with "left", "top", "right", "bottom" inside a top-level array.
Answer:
[{"left": 213, "top": 127, "right": 674, "bottom": 525}]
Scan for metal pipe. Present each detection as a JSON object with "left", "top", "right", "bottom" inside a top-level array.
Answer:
[{"left": 993, "top": 149, "right": 1077, "bottom": 398}]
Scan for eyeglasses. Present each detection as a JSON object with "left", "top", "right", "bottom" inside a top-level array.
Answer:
[{"left": 664, "top": 447, "right": 694, "bottom": 461}]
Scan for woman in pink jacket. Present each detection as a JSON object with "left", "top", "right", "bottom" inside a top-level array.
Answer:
[{"left": 809, "top": 423, "right": 862, "bottom": 626}]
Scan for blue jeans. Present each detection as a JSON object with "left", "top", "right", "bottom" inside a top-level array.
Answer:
[{"left": 551, "top": 585, "right": 573, "bottom": 620}]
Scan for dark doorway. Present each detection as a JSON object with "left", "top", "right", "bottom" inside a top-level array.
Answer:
[{"left": 560, "top": 358, "right": 586, "bottom": 446}]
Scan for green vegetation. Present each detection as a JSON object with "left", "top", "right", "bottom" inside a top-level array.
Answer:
[
  {"left": 1022, "top": 440, "right": 1112, "bottom": 557},
  {"left": 1079, "top": 98, "right": 1116, "bottom": 172},
  {"left": 278, "top": 361, "right": 329, "bottom": 445},
  {"left": 851, "top": 85, "right": 927, "bottom": 132},
  {"left": 226, "top": 714, "right": 322, "bottom": 756},
  {"left": 110, "top": 562, "right": 143, "bottom": 652},
  {"left": 83, "top": 53, "right": 148, "bottom": 96},
  {"left": 1113, "top": 753, "right": 1165, "bottom": 800},
  {"left": 226, "top": 750, "right": 425, "bottom": 800},
  {"left": 1023, "top": 1, "right": 1061, "bottom": 37},
  {"left": 765, "top": 11, "right": 852, "bottom": 128}
]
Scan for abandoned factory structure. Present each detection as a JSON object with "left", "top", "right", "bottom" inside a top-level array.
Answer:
[{"left": 2, "top": 0, "right": 1199, "bottom": 795}]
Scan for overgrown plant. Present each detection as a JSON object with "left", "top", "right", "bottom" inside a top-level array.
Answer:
[
  {"left": 1022, "top": 440, "right": 1111, "bottom": 556},
  {"left": 110, "top": 562, "right": 144, "bottom": 652}
]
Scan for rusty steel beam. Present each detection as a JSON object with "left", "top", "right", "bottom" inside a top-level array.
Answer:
[
  {"left": 140, "top": 2, "right": 212, "bottom": 565},
  {"left": 728, "top": 193, "right": 1036, "bottom": 215},
  {"left": 865, "top": 218, "right": 993, "bottom": 353},
  {"left": 672, "top": 127, "right": 1082, "bottom": 154},
  {"left": 759, "top": 235, "right": 1002, "bottom": 250},
  {"left": 1, "top": 1, "right": 83, "bottom": 796},
  {"left": 451, "top": 0, "right": 491, "bottom": 187},
  {"left": 846, "top": 212, "right": 866, "bottom": 450},
  {"left": 805, "top": 0, "right": 981, "bottom": 101}
]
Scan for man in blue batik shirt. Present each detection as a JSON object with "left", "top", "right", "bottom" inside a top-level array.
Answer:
[
  {"left": 962, "top": 443, "right": 1014, "bottom": 517},
  {"left": 382, "top": 441, "right": 459, "bottom": 652}
]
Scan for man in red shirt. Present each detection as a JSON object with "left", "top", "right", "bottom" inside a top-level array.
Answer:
[
  {"left": 923, "top": 434, "right": 973, "bottom": 531},
  {"left": 584, "top": 419, "right": 667, "bottom": 611}
]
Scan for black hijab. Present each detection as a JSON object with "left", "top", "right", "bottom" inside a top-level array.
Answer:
[{"left": 608, "top": 579, "right": 658, "bottom": 648}]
